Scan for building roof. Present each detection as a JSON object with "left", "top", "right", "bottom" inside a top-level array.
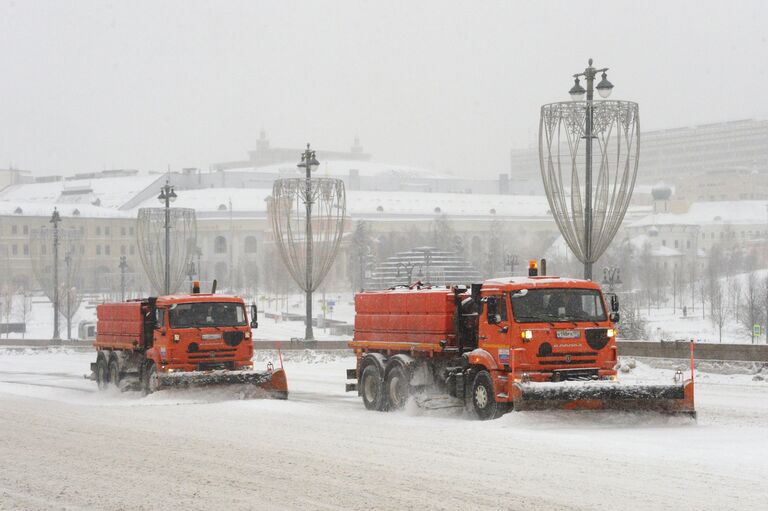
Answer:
[
  {"left": 0, "top": 200, "right": 132, "bottom": 219},
  {"left": 630, "top": 200, "right": 768, "bottom": 227},
  {"left": 134, "top": 187, "right": 555, "bottom": 221},
  {"left": 0, "top": 174, "right": 162, "bottom": 210}
]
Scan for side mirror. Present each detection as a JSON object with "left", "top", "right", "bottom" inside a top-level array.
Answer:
[
  {"left": 486, "top": 296, "right": 500, "bottom": 325},
  {"left": 250, "top": 304, "right": 258, "bottom": 329},
  {"left": 610, "top": 312, "right": 620, "bottom": 323}
]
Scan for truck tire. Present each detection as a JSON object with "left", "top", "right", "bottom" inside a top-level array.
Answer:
[
  {"left": 108, "top": 359, "right": 121, "bottom": 388},
  {"left": 472, "top": 370, "right": 504, "bottom": 420},
  {"left": 96, "top": 356, "right": 109, "bottom": 391},
  {"left": 385, "top": 364, "right": 410, "bottom": 410},
  {"left": 143, "top": 362, "right": 159, "bottom": 395},
  {"left": 360, "top": 364, "right": 387, "bottom": 411}
]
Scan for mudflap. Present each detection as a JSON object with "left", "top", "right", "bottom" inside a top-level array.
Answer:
[
  {"left": 157, "top": 368, "right": 288, "bottom": 399},
  {"left": 510, "top": 379, "right": 695, "bottom": 418}
]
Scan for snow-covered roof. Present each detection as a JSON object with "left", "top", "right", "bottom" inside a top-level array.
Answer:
[
  {"left": 135, "top": 187, "right": 554, "bottom": 220},
  {"left": 0, "top": 200, "right": 132, "bottom": 219},
  {"left": 0, "top": 174, "right": 161, "bottom": 210},
  {"left": 630, "top": 200, "right": 768, "bottom": 227}
]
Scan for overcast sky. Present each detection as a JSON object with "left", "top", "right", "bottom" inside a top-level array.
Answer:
[{"left": 1, "top": 0, "right": 767, "bottom": 178}]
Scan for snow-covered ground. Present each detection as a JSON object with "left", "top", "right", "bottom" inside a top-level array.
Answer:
[{"left": 0, "top": 349, "right": 766, "bottom": 510}]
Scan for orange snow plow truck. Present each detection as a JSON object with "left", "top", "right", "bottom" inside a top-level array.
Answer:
[
  {"left": 346, "top": 264, "right": 694, "bottom": 419},
  {"left": 90, "top": 284, "right": 287, "bottom": 398}
]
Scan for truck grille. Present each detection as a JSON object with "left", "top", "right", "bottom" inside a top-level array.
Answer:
[
  {"left": 188, "top": 347, "right": 237, "bottom": 361},
  {"left": 539, "top": 358, "right": 597, "bottom": 365}
]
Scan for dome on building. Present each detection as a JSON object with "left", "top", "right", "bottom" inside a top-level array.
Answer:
[{"left": 651, "top": 181, "right": 672, "bottom": 201}]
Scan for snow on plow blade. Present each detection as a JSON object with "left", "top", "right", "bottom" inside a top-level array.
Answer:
[
  {"left": 510, "top": 380, "right": 695, "bottom": 417},
  {"left": 157, "top": 368, "right": 288, "bottom": 399}
]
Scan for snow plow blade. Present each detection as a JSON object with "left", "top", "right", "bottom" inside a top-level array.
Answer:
[
  {"left": 510, "top": 380, "right": 695, "bottom": 417},
  {"left": 157, "top": 368, "right": 288, "bottom": 399}
]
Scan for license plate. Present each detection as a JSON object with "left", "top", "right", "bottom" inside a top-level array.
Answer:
[
  {"left": 202, "top": 333, "right": 222, "bottom": 340},
  {"left": 556, "top": 330, "right": 580, "bottom": 339}
]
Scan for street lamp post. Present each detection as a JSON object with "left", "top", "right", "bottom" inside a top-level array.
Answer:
[
  {"left": 157, "top": 180, "right": 177, "bottom": 295},
  {"left": 119, "top": 255, "right": 128, "bottom": 301},
  {"left": 602, "top": 266, "right": 622, "bottom": 293},
  {"left": 568, "top": 58, "right": 614, "bottom": 280},
  {"left": 50, "top": 208, "right": 61, "bottom": 341},
  {"left": 505, "top": 253, "right": 520, "bottom": 276},
  {"left": 298, "top": 144, "right": 320, "bottom": 341}
]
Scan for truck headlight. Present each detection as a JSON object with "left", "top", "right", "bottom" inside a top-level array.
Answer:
[
  {"left": 606, "top": 329, "right": 615, "bottom": 338},
  {"left": 173, "top": 334, "right": 180, "bottom": 343},
  {"left": 521, "top": 330, "right": 533, "bottom": 340}
]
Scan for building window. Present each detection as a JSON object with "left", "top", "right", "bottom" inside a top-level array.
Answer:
[
  {"left": 662, "top": 240, "right": 666, "bottom": 246},
  {"left": 12, "top": 245, "right": 17, "bottom": 255},
  {"left": 214, "top": 236, "right": 227, "bottom": 254},
  {"left": 244, "top": 236, "right": 257, "bottom": 254},
  {"left": 11, "top": 225, "right": 17, "bottom": 234},
  {"left": 105, "top": 226, "right": 110, "bottom": 236},
  {"left": 129, "top": 245, "right": 135, "bottom": 255},
  {"left": 121, "top": 227, "right": 126, "bottom": 236},
  {"left": 686, "top": 240, "right": 691, "bottom": 249},
  {"left": 23, "top": 244, "right": 28, "bottom": 255},
  {"left": 22, "top": 225, "right": 28, "bottom": 234},
  {"left": 96, "top": 245, "right": 101, "bottom": 255},
  {"left": 674, "top": 240, "right": 678, "bottom": 248},
  {"left": 105, "top": 245, "right": 111, "bottom": 255},
  {"left": 42, "top": 245, "right": 47, "bottom": 256},
  {"left": 96, "top": 226, "right": 101, "bottom": 235},
  {"left": 80, "top": 245, "right": 85, "bottom": 255},
  {"left": 129, "top": 227, "right": 134, "bottom": 236},
  {"left": 121, "top": 245, "right": 126, "bottom": 255}
]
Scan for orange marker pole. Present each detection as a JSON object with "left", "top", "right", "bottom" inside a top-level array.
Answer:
[
  {"left": 277, "top": 340, "right": 284, "bottom": 370},
  {"left": 689, "top": 339, "right": 694, "bottom": 382}
]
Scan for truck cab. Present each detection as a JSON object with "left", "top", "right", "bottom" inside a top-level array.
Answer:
[
  {"left": 148, "top": 294, "right": 255, "bottom": 373},
  {"left": 472, "top": 277, "right": 618, "bottom": 384}
]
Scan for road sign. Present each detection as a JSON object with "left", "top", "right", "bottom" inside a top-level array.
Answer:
[{"left": 754, "top": 324, "right": 761, "bottom": 337}]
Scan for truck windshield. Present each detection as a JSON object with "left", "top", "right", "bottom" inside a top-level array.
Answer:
[
  {"left": 169, "top": 302, "right": 247, "bottom": 328},
  {"left": 510, "top": 288, "right": 606, "bottom": 323}
]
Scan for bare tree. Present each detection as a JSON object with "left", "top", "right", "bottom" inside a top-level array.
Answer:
[
  {"left": 709, "top": 280, "right": 727, "bottom": 343},
  {"left": 1, "top": 286, "right": 13, "bottom": 339},
  {"left": 431, "top": 214, "right": 456, "bottom": 252},
  {"left": 19, "top": 290, "right": 32, "bottom": 340},
  {"left": 740, "top": 272, "right": 762, "bottom": 344}
]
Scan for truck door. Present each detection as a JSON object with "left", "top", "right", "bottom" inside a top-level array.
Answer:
[{"left": 481, "top": 294, "right": 512, "bottom": 366}]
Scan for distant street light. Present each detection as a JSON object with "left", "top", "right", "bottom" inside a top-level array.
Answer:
[
  {"left": 505, "top": 253, "right": 520, "bottom": 276},
  {"left": 119, "top": 255, "right": 129, "bottom": 301},
  {"left": 157, "top": 180, "right": 177, "bottom": 295},
  {"left": 50, "top": 208, "right": 61, "bottom": 341},
  {"left": 602, "top": 266, "right": 622, "bottom": 292}
]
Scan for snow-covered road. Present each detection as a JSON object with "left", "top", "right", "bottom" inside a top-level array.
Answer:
[{"left": 0, "top": 350, "right": 766, "bottom": 510}]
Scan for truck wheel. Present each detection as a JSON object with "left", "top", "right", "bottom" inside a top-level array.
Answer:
[
  {"left": 385, "top": 364, "right": 409, "bottom": 410},
  {"left": 108, "top": 359, "right": 121, "bottom": 389},
  {"left": 96, "top": 357, "right": 109, "bottom": 391},
  {"left": 360, "top": 364, "right": 387, "bottom": 411},
  {"left": 472, "top": 370, "right": 503, "bottom": 420},
  {"left": 143, "top": 362, "right": 159, "bottom": 395}
]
